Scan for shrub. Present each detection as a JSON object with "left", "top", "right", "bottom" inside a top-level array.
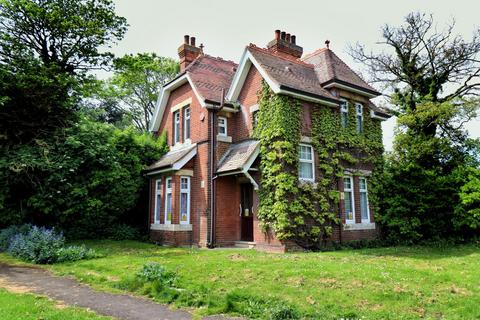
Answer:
[
  {"left": 8, "top": 226, "right": 64, "bottom": 264},
  {"left": 136, "top": 262, "right": 177, "bottom": 288},
  {"left": 106, "top": 224, "right": 141, "bottom": 241},
  {"left": 0, "top": 224, "right": 31, "bottom": 251},
  {"left": 56, "top": 245, "right": 100, "bottom": 263}
]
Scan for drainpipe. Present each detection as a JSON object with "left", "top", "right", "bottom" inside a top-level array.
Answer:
[{"left": 207, "top": 89, "right": 225, "bottom": 248}]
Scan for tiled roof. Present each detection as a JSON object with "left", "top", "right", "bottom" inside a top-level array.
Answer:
[
  {"left": 185, "top": 55, "right": 237, "bottom": 104},
  {"left": 145, "top": 145, "right": 196, "bottom": 171},
  {"left": 217, "top": 140, "right": 260, "bottom": 174},
  {"left": 302, "top": 48, "right": 380, "bottom": 96},
  {"left": 247, "top": 45, "right": 338, "bottom": 102}
]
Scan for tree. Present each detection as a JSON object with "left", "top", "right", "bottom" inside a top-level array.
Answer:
[
  {"left": 96, "top": 53, "right": 179, "bottom": 131},
  {"left": 351, "top": 12, "right": 480, "bottom": 242}
]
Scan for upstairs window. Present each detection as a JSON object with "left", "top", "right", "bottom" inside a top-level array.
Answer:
[
  {"left": 183, "top": 107, "right": 190, "bottom": 141},
  {"left": 356, "top": 103, "right": 363, "bottom": 133},
  {"left": 344, "top": 176, "right": 355, "bottom": 223},
  {"left": 173, "top": 111, "right": 180, "bottom": 144},
  {"left": 340, "top": 100, "right": 348, "bottom": 128},
  {"left": 299, "top": 144, "right": 314, "bottom": 182},
  {"left": 218, "top": 116, "right": 227, "bottom": 136},
  {"left": 180, "top": 176, "right": 191, "bottom": 224},
  {"left": 359, "top": 177, "right": 370, "bottom": 222},
  {"left": 164, "top": 177, "right": 172, "bottom": 224}
]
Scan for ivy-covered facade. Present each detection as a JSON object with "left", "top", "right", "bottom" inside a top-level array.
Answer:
[{"left": 147, "top": 30, "right": 390, "bottom": 252}]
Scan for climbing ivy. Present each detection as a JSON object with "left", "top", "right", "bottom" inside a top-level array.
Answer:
[{"left": 255, "top": 81, "right": 384, "bottom": 249}]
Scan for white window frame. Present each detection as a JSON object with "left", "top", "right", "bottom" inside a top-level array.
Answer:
[
  {"left": 344, "top": 175, "right": 355, "bottom": 224},
  {"left": 299, "top": 144, "right": 315, "bottom": 182},
  {"left": 218, "top": 116, "right": 227, "bottom": 136},
  {"left": 183, "top": 106, "right": 190, "bottom": 141},
  {"left": 340, "top": 99, "right": 348, "bottom": 128},
  {"left": 359, "top": 177, "right": 370, "bottom": 223},
  {"left": 164, "top": 177, "right": 172, "bottom": 224},
  {"left": 355, "top": 103, "right": 363, "bottom": 133},
  {"left": 179, "top": 176, "right": 191, "bottom": 225},
  {"left": 173, "top": 111, "right": 180, "bottom": 144},
  {"left": 154, "top": 179, "right": 162, "bottom": 224}
]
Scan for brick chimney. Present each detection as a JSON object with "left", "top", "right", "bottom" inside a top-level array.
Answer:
[
  {"left": 178, "top": 35, "right": 202, "bottom": 71},
  {"left": 267, "top": 30, "right": 303, "bottom": 59}
]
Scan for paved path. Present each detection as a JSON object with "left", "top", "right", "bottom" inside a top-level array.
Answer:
[{"left": 0, "top": 263, "right": 236, "bottom": 320}]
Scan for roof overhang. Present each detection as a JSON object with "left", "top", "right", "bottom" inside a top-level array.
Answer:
[
  {"left": 370, "top": 110, "right": 391, "bottom": 121},
  {"left": 322, "top": 80, "right": 381, "bottom": 98},
  {"left": 145, "top": 146, "right": 197, "bottom": 176},
  {"left": 227, "top": 49, "right": 340, "bottom": 108},
  {"left": 216, "top": 141, "right": 260, "bottom": 189},
  {"left": 149, "top": 73, "right": 206, "bottom": 132}
]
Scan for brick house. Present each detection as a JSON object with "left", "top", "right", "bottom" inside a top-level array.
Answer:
[{"left": 146, "top": 31, "right": 391, "bottom": 252}]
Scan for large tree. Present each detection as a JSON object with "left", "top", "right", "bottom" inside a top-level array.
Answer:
[{"left": 351, "top": 13, "right": 480, "bottom": 242}]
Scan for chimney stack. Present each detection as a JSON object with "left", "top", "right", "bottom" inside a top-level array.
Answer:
[
  {"left": 267, "top": 29, "right": 303, "bottom": 59},
  {"left": 178, "top": 34, "right": 202, "bottom": 71}
]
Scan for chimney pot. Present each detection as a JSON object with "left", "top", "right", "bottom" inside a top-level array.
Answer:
[
  {"left": 275, "top": 29, "right": 281, "bottom": 40},
  {"left": 190, "top": 36, "right": 196, "bottom": 47},
  {"left": 286, "top": 33, "right": 291, "bottom": 42},
  {"left": 291, "top": 35, "right": 296, "bottom": 44},
  {"left": 325, "top": 39, "right": 330, "bottom": 49},
  {"left": 184, "top": 35, "right": 189, "bottom": 44},
  {"left": 280, "top": 31, "right": 286, "bottom": 40}
]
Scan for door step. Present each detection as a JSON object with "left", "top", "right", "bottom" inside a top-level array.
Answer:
[{"left": 234, "top": 241, "right": 256, "bottom": 249}]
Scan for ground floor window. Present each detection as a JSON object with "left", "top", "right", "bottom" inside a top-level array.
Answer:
[
  {"left": 344, "top": 176, "right": 355, "bottom": 223},
  {"left": 164, "top": 177, "right": 172, "bottom": 224},
  {"left": 359, "top": 177, "right": 370, "bottom": 222},
  {"left": 180, "top": 176, "right": 190, "bottom": 224},
  {"left": 154, "top": 179, "right": 162, "bottom": 223}
]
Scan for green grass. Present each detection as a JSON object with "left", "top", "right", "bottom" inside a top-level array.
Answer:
[
  {"left": 0, "top": 288, "right": 111, "bottom": 320},
  {"left": 2, "top": 240, "right": 480, "bottom": 319}
]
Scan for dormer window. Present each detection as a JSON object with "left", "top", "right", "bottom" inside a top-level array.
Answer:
[
  {"left": 218, "top": 116, "right": 227, "bottom": 136},
  {"left": 183, "top": 107, "right": 190, "bottom": 141},
  {"left": 355, "top": 103, "right": 363, "bottom": 133},
  {"left": 340, "top": 100, "right": 348, "bottom": 128},
  {"left": 173, "top": 111, "right": 180, "bottom": 144}
]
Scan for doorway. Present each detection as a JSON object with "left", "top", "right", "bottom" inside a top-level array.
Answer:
[{"left": 240, "top": 183, "right": 254, "bottom": 241}]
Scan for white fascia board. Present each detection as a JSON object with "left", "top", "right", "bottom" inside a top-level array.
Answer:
[
  {"left": 370, "top": 110, "right": 390, "bottom": 121},
  {"left": 323, "top": 82, "right": 378, "bottom": 98},
  {"left": 172, "top": 146, "right": 197, "bottom": 170},
  {"left": 227, "top": 49, "right": 280, "bottom": 102},
  {"left": 149, "top": 74, "right": 206, "bottom": 132}
]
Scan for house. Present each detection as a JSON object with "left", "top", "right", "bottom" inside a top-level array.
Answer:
[{"left": 146, "top": 31, "right": 391, "bottom": 252}]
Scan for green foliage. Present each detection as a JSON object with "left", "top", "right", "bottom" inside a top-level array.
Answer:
[
  {"left": 136, "top": 262, "right": 177, "bottom": 287},
  {"left": 454, "top": 167, "right": 480, "bottom": 230},
  {"left": 56, "top": 245, "right": 99, "bottom": 263},
  {"left": 0, "top": 224, "right": 31, "bottom": 251},
  {"left": 0, "top": 118, "right": 168, "bottom": 237},
  {"left": 254, "top": 82, "right": 383, "bottom": 248}
]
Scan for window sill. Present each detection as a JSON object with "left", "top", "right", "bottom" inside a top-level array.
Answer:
[
  {"left": 343, "top": 222, "right": 376, "bottom": 231},
  {"left": 150, "top": 224, "right": 192, "bottom": 231},
  {"left": 217, "top": 135, "right": 232, "bottom": 143}
]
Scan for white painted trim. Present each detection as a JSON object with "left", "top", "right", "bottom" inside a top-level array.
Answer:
[
  {"left": 217, "top": 134, "right": 232, "bottom": 143},
  {"left": 186, "top": 73, "right": 206, "bottom": 108},
  {"left": 370, "top": 110, "right": 390, "bottom": 121},
  {"left": 244, "top": 171, "right": 259, "bottom": 190},
  {"left": 300, "top": 136, "right": 312, "bottom": 143},
  {"left": 171, "top": 98, "right": 192, "bottom": 113},
  {"left": 249, "top": 104, "right": 259, "bottom": 113},
  {"left": 179, "top": 176, "right": 191, "bottom": 225},
  {"left": 298, "top": 143, "right": 315, "bottom": 183},
  {"left": 173, "top": 110, "right": 181, "bottom": 144},
  {"left": 343, "top": 222, "right": 375, "bottom": 231},
  {"left": 172, "top": 147, "right": 197, "bottom": 170},
  {"left": 359, "top": 177, "right": 371, "bottom": 223},
  {"left": 343, "top": 175, "right": 355, "bottom": 224},
  {"left": 355, "top": 102, "right": 364, "bottom": 133},
  {"left": 183, "top": 106, "right": 191, "bottom": 140},
  {"left": 164, "top": 177, "right": 172, "bottom": 224},
  {"left": 150, "top": 224, "right": 193, "bottom": 231},
  {"left": 323, "top": 81, "right": 379, "bottom": 98},
  {"left": 154, "top": 179, "right": 162, "bottom": 224},
  {"left": 218, "top": 116, "right": 228, "bottom": 136}
]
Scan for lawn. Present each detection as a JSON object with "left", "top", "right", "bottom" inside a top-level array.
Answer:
[
  {"left": 1, "top": 241, "right": 480, "bottom": 319},
  {"left": 0, "top": 288, "right": 111, "bottom": 320}
]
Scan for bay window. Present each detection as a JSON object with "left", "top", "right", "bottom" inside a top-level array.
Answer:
[
  {"left": 164, "top": 177, "right": 172, "bottom": 224},
  {"left": 344, "top": 176, "right": 355, "bottom": 223},
  {"left": 180, "top": 176, "right": 191, "bottom": 224},
  {"left": 299, "top": 144, "right": 314, "bottom": 182}
]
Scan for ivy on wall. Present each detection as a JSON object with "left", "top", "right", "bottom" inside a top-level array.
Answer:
[{"left": 254, "top": 81, "right": 384, "bottom": 249}]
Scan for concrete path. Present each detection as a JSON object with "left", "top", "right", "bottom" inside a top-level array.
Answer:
[{"left": 0, "top": 263, "right": 237, "bottom": 320}]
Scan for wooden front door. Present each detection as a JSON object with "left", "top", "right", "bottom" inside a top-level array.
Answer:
[{"left": 240, "top": 183, "right": 254, "bottom": 241}]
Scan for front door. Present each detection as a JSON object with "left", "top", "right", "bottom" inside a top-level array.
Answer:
[{"left": 240, "top": 183, "right": 254, "bottom": 241}]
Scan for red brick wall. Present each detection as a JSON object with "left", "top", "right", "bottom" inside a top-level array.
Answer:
[
  {"left": 150, "top": 230, "right": 193, "bottom": 246},
  {"left": 215, "top": 176, "right": 241, "bottom": 245}
]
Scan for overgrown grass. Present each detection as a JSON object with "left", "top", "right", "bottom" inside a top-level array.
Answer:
[
  {"left": 0, "top": 289, "right": 111, "bottom": 320},
  {"left": 1, "top": 240, "right": 480, "bottom": 319}
]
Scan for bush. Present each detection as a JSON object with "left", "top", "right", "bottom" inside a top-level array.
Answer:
[
  {"left": 8, "top": 226, "right": 65, "bottom": 264},
  {"left": 106, "top": 224, "right": 141, "bottom": 240},
  {"left": 56, "top": 245, "right": 100, "bottom": 263},
  {"left": 136, "top": 262, "right": 177, "bottom": 287},
  {"left": 0, "top": 224, "right": 31, "bottom": 251}
]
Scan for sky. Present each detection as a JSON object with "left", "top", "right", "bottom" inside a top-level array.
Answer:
[{"left": 110, "top": 0, "right": 480, "bottom": 150}]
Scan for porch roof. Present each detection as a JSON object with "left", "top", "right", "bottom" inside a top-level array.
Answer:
[
  {"left": 145, "top": 144, "right": 196, "bottom": 175},
  {"left": 217, "top": 139, "right": 260, "bottom": 174}
]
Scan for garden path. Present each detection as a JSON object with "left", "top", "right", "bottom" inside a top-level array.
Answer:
[{"left": 0, "top": 263, "right": 237, "bottom": 320}]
